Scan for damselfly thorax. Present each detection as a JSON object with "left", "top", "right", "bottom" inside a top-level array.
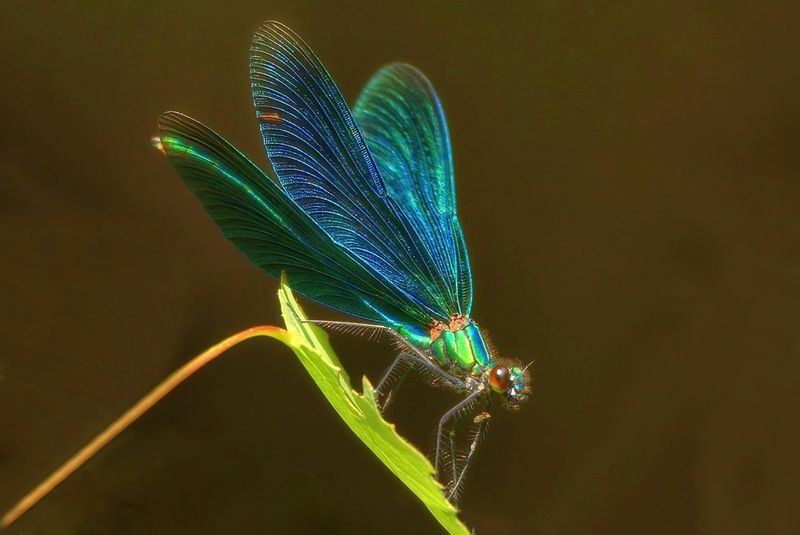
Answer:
[
  {"left": 398, "top": 315, "right": 491, "bottom": 372},
  {"left": 396, "top": 316, "right": 529, "bottom": 407}
]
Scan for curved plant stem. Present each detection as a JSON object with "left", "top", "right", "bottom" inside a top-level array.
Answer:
[{"left": 1, "top": 325, "right": 287, "bottom": 529}]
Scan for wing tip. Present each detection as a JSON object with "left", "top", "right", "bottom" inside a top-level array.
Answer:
[
  {"left": 154, "top": 112, "right": 189, "bottom": 156},
  {"left": 157, "top": 110, "right": 186, "bottom": 132},
  {"left": 157, "top": 111, "right": 208, "bottom": 140},
  {"left": 253, "top": 20, "right": 293, "bottom": 42},
  {"left": 154, "top": 111, "right": 215, "bottom": 161}
]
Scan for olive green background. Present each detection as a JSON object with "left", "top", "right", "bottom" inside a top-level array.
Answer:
[{"left": 1, "top": 1, "right": 798, "bottom": 534}]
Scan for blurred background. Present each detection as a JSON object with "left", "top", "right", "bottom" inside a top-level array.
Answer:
[{"left": 1, "top": 1, "right": 799, "bottom": 534}]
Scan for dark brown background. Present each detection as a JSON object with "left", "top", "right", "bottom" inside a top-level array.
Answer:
[{"left": 1, "top": 1, "right": 799, "bottom": 534}]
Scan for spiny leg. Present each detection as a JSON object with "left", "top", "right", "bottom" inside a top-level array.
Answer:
[
  {"left": 303, "top": 317, "right": 484, "bottom": 485},
  {"left": 302, "top": 318, "right": 437, "bottom": 363},
  {"left": 435, "top": 390, "right": 483, "bottom": 480},
  {"left": 300, "top": 319, "right": 389, "bottom": 342},
  {"left": 378, "top": 367, "right": 411, "bottom": 412},
  {"left": 375, "top": 351, "right": 467, "bottom": 412},
  {"left": 374, "top": 352, "right": 413, "bottom": 411},
  {"left": 447, "top": 415, "right": 490, "bottom": 503},
  {"left": 449, "top": 429, "right": 459, "bottom": 489},
  {"left": 395, "top": 351, "right": 467, "bottom": 389}
]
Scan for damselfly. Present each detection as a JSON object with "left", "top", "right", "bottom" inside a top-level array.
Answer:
[{"left": 157, "top": 21, "right": 531, "bottom": 501}]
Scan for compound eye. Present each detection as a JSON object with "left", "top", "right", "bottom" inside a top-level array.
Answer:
[{"left": 488, "top": 366, "right": 510, "bottom": 392}]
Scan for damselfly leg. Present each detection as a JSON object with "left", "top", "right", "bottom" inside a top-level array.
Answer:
[
  {"left": 374, "top": 351, "right": 467, "bottom": 411},
  {"left": 300, "top": 319, "right": 390, "bottom": 342},
  {"left": 447, "top": 415, "right": 490, "bottom": 502},
  {"left": 373, "top": 352, "right": 413, "bottom": 411},
  {"left": 304, "top": 318, "right": 490, "bottom": 503},
  {"left": 301, "top": 319, "right": 468, "bottom": 406},
  {"left": 434, "top": 390, "right": 484, "bottom": 480}
]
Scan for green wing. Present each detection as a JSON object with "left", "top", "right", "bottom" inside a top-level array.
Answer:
[
  {"left": 158, "top": 111, "right": 433, "bottom": 327},
  {"left": 353, "top": 64, "right": 473, "bottom": 315}
]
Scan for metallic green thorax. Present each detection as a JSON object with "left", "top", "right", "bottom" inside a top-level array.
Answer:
[{"left": 399, "top": 320, "right": 493, "bottom": 375}]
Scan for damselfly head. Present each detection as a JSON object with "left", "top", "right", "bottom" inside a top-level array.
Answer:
[{"left": 487, "top": 361, "right": 531, "bottom": 410}]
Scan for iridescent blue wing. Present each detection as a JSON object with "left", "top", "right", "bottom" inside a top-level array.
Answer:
[
  {"left": 158, "top": 111, "right": 434, "bottom": 327},
  {"left": 249, "top": 21, "right": 466, "bottom": 325},
  {"left": 352, "top": 64, "right": 472, "bottom": 315}
]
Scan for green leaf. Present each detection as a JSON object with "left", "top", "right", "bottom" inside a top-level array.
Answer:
[{"left": 276, "top": 280, "right": 470, "bottom": 535}]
